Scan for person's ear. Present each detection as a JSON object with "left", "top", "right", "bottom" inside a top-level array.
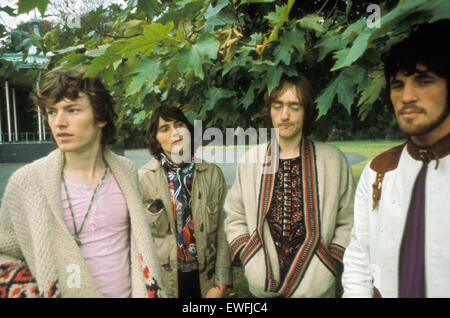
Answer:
[{"left": 97, "top": 121, "right": 107, "bottom": 128}]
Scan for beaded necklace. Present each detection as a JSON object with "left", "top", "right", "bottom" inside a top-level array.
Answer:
[{"left": 61, "top": 165, "right": 108, "bottom": 246}]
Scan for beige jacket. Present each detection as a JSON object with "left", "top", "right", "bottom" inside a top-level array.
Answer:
[
  {"left": 224, "top": 141, "right": 354, "bottom": 298},
  {"left": 138, "top": 158, "right": 232, "bottom": 298},
  {"left": 0, "top": 149, "right": 164, "bottom": 298}
]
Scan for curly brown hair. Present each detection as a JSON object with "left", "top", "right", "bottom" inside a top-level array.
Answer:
[{"left": 30, "top": 67, "right": 117, "bottom": 147}]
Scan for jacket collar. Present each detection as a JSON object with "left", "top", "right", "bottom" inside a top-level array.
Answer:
[
  {"left": 142, "top": 157, "right": 209, "bottom": 172},
  {"left": 407, "top": 132, "right": 450, "bottom": 168}
]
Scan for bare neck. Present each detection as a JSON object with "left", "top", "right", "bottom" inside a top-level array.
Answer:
[
  {"left": 411, "top": 113, "right": 450, "bottom": 146},
  {"left": 63, "top": 146, "right": 107, "bottom": 186},
  {"left": 278, "top": 134, "right": 303, "bottom": 159}
]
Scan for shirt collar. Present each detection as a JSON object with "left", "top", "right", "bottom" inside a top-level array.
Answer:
[{"left": 406, "top": 132, "right": 450, "bottom": 168}]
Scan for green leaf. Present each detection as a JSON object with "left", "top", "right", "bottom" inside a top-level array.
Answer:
[
  {"left": 205, "top": 0, "right": 228, "bottom": 20},
  {"left": 17, "top": 0, "right": 49, "bottom": 16},
  {"left": 85, "top": 45, "right": 110, "bottom": 57},
  {"left": 57, "top": 44, "right": 86, "bottom": 55},
  {"left": 357, "top": 71, "right": 385, "bottom": 108},
  {"left": 241, "top": 83, "right": 256, "bottom": 110},
  {"left": 267, "top": 67, "right": 284, "bottom": 95},
  {"left": 133, "top": 110, "right": 147, "bottom": 125},
  {"left": 428, "top": 0, "right": 450, "bottom": 23},
  {"left": 222, "top": 51, "right": 249, "bottom": 76},
  {"left": 176, "top": 48, "right": 203, "bottom": 79},
  {"left": 203, "top": 88, "right": 236, "bottom": 112},
  {"left": 331, "top": 29, "right": 371, "bottom": 71},
  {"left": 119, "top": 22, "right": 174, "bottom": 57},
  {"left": 266, "top": 1, "right": 294, "bottom": 42},
  {"left": 314, "top": 30, "right": 345, "bottom": 62},
  {"left": 127, "top": 58, "right": 162, "bottom": 96},
  {"left": 240, "top": 0, "right": 274, "bottom": 4},
  {"left": 158, "top": 1, "right": 204, "bottom": 26},
  {"left": 274, "top": 28, "right": 306, "bottom": 65},
  {"left": 195, "top": 33, "right": 220, "bottom": 60},
  {"left": 298, "top": 14, "right": 326, "bottom": 34},
  {"left": 341, "top": 19, "right": 366, "bottom": 43},
  {"left": 336, "top": 80, "right": 355, "bottom": 114},
  {"left": 142, "top": 22, "right": 175, "bottom": 42},
  {"left": 123, "top": 20, "right": 145, "bottom": 37},
  {"left": 85, "top": 42, "right": 127, "bottom": 78},
  {"left": 174, "top": 33, "right": 220, "bottom": 79},
  {"left": 138, "top": 0, "right": 162, "bottom": 18},
  {"left": 59, "top": 53, "right": 85, "bottom": 67},
  {"left": 315, "top": 78, "right": 339, "bottom": 118},
  {"left": 204, "top": 0, "right": 232, "bottom": 31}
]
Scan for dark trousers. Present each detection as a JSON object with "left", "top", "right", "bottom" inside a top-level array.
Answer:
[{"left": 178, "top": 269, "right": 202, "bottom": 298}]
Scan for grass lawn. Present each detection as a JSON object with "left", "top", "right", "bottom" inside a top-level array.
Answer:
[
  {"left": 328, "top": 140, "right": 405, "bottom": 184},
  {"left": 225, "top": 139, "right": 405, "bottom": 298}
]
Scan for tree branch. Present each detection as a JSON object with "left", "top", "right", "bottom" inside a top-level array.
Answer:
[
  {"left": 80, "top": 15, "right": 143, "bottom": 39},
  {"left": 316, "top": 0, "right": 330, "bottom": 16},
  {"left": 325, "top": 0, "right": 340, "bottom": 20}
]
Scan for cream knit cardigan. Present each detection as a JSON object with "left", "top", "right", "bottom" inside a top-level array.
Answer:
[{"left": 0, "top": 149, "right": 165, "bottom": 298}]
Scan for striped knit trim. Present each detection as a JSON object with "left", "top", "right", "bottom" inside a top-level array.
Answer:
[
  {"left": 257, "top": 142, "right": 279, "bottom": 292},
  {"left": 329, "top": 243, "right": 345, "bottom": 264},
  {"left": 316, "top": 240, "right": 339, "bottom": 277},
  {"left": 240, "top": 231, "right": 261, "bottom": 266},
  {"left": 44, "top": 280, "right": 62, "bottom": 298},
  {"left": 278, "top": 139, "right": 321, "bottom": 297},
  {"left": 0, "top": 262, "right": 40, "bottom": 298},
  {"left": 139, "top": 253, "right": 164, "bottom": 298},
  {"left": 230, "top": 234, "right": 250, "bottom": 261}
]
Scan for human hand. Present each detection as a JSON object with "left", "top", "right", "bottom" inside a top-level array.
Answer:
[{"left": 204, "top": 287, "right": 224, "bottom": 298}]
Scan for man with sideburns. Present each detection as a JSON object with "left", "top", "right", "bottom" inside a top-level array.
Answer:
[
  {"left": 343, "top": 20, "right": 450, "bottom": 298},
  {"left": 224, "top": 74, "right": 355, "bottom": 297}
]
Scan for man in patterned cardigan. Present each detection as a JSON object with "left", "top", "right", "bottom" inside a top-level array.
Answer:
[
  {"left": 0, "top": 67, "right": 163, "bottom": 298},
  {"left": 224, "top": 74, "right": 355, "bottom": 297}
]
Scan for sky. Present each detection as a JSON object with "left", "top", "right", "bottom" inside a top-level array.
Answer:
[
  {"left": 0, "top": 0, "right": 34, "bottom": 30},
  {"left": 0, "top": 0, "right": 125, "bottom": 31}
]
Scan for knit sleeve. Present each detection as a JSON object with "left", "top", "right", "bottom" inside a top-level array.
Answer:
[
  {"left": 0, "top": 189, "right": 40, "bottom": 298},
  {"left": 0, "top": 203, "right": 23, "bottom": 262},
  {"left": 223, "top": 162, "right": 250, "bottom": 262},
  {"left": 328, "top": 152, "right": 355, "bottom": 267},
  {"left": 213, "top": 166, "right": 232, "bottom": 287}
]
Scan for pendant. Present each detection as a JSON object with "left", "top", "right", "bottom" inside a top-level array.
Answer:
[{"left": 74, "top": 237, "right": 81, "bottom": 247}]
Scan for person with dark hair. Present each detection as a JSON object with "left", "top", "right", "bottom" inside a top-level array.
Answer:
[
  {"left": 224, "top": 74, "right": 355, "bottom": 297},
  {"left": 342, "top": 20, "right": 450, "bottom": 298},
  {"left": 138, "top": 106, "right": 232, "bottom": 298},
  {"left": 0, "top": 67, "right": 164, "bottom": 298}
]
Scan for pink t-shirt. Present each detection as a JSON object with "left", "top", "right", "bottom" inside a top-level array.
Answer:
[{"left": 61, "top": 174, "right": 131, "bottom": 298}]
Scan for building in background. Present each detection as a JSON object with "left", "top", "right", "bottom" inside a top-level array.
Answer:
[{"left": 0, "top": 17, "right": 56, "bottom": 162}]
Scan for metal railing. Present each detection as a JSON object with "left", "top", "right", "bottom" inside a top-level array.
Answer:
[{"left": 0, "top": 131, "right": 52, "bottom": 143}]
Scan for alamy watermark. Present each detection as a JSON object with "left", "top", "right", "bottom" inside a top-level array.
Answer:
[
  {"left": 367, "top": 4, "right": 381, "bottom": 28},
  {"left": 66, "top": 264, "right": 81, "bottom": 289},
  {"left": 167, "top": 121, "right": 280, "bottom": 173}
]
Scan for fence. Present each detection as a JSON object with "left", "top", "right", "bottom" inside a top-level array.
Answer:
[{"left": 0, "top": 131, "right": 52, "bottom": 143}]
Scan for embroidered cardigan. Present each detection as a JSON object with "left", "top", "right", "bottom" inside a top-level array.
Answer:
[
  {"left": 224, "top": 140, "right": 355, "bottom": 297},
  {"left": 0, "top": 149, "right": 164, "bottom": 298}
]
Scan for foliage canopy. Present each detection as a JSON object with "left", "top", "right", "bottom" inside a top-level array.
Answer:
[{"left": 1, "top": 0, "right": 449, "bottom": 142}]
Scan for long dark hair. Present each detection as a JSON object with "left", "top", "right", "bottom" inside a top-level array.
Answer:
[
  {"left": 147, "top": 105, "right": 195, "bottom": 160},
  {"left": 262, "top": 73, "right": 317, "bottom": 137}
]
